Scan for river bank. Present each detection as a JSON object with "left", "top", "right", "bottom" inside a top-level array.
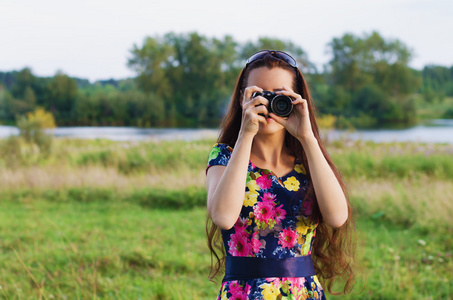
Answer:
[{"left": 1, "top": 119, "right": 453, "bottom": 144}]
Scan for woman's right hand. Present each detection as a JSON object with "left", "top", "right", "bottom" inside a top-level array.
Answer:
[{"left": 239, "top": 86, "right": 269, "bottom": 137}]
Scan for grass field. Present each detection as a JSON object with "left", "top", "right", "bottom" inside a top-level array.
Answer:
[{"left": 0, "top": 137, "right": 451, "bottom": 299}]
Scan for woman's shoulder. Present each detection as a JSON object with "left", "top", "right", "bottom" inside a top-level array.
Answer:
[
  {"left": 207, "top": 143, "right": 234, "bottom": 169},
  {"left": 209, "top": 143, "right": 233, "bottom": 156},
  {"left": 214, "top": 142, "right": 233, "bottom": 150}
]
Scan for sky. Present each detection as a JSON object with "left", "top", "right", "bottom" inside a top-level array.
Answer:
[{"left": 1, "top": 0, "right": 452, "bottom": 82}]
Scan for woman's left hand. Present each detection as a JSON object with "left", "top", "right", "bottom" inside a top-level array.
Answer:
[{"left": 269, "top": 86, "right": 315, "bottom": 142}]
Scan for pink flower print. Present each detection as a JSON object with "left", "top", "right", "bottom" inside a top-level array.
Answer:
[
  {"left": 244, "top": 283, "right": 251, "bottom": 295},
  {"left": 303, "top": 199, "right": 313, "bottom": 216},
  {"left": 256, "top": 174, "right": 272, "bottom": 189},
  {"left": 274, "top": 204, "right": 286, "bottom": 224},
  {"left": 230, "top": 287, "right": 248, "bottom": 300},
  {"left": 228, "top": 231, "right": 252, "bottom": 257},
  {"left": 266, "top": 277, "right": 281, "bottom": 286},
  {"left": 283, "top": 277, "right": 305, "bottom": 288},
  {"left": 261, "top": 192, "right": 276, "bottom": 203},
  {"left": 282, "top": 277, "right": 306, "bottom": 295},
  {"left": 228, "top": 281, "right": 242, "bottom": 294},
  {"left": 253, "top": 201, "right": 276, "bottom": 226},
  {"left": 278, "top": 227, "right": 298, "bottom": 249},
  {"left": 251, "top": 232, "right": 262, "bottom": 254},
  {"left": 233, "top": 217, "right": 249, "bottom": 233}
]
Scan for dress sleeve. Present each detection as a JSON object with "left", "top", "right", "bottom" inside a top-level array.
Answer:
[{"left": 206, "top": 143, "right": 233, "bottom": 172}]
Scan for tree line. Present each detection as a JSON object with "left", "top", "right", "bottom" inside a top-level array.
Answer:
[{"left": 1, "top": 31, "right": 452, "bottom": 128}]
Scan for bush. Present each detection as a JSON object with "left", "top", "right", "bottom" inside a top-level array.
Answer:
[
  {"left": 443, "top": 107, "right": 453, "bottom": 118},
  {"left": 0, "top": 108, "right": 56, "bottom": 166}
]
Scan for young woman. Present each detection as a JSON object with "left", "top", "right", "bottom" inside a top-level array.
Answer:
[{"left": 206, "top": 50, "right": 355, "bottom": 299}]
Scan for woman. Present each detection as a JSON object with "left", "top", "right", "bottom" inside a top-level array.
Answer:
[{"left": 206, "top": 50, "right": 355, "bottom": 299}]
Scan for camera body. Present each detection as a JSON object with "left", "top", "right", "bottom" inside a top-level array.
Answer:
[{"left": 252, "top": 91, "right": 293, "bottom": 117}]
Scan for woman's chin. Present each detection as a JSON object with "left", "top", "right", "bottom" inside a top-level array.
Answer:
[{"left": 258, "top": 120, "right": 285, "bottom": 134}]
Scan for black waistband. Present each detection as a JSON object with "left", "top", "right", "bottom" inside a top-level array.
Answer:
[{"left": 223, "top": 255, "right": 316, "bottom": 282}]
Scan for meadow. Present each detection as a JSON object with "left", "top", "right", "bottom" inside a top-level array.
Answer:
[{"left": 0, "top": 137, "right": 452, "bottom": 299}]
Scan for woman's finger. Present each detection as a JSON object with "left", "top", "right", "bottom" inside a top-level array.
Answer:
[
  {"left": 244, "top": 103, "right": 269, "bottom": 121},
  {"left": 245, "top": 107, "right": 267, "bottom": 125},
  {"left": 291, "top": 98, "right": 308, "bottom": 108},
  {"left": 252, "top": 103, "right": 269, "bottom": 116},
  {"left": 243, "top": 95, "right": 270, "bottom": 110},
  {"left": 277, "top": 88, "right": 302, "bottom": 101},
  {"left": 243, "top": 86, "right": 263, "bottom": 103}
]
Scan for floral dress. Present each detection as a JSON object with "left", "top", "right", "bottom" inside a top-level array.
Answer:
[{"left": 207, "top": 143, "right": 326, "bottom": 300}]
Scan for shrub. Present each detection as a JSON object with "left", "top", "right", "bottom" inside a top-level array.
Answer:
[
  {"left": 443, "top": 107, "right": 453, "bottom": 118},
  {"left": 0, "top": 108, "right": 56, "bottom": 166}
]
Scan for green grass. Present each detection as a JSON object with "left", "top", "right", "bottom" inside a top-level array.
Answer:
[
  {"left": 345, "top": 219, "right": 452, "bottom": 300},
  {"left": 0, "top": 197, "right": 451, "bottom": 299},
  {"left": 0, "top": 138, "right": 452, "bottom": 299},
  {"left": 0, "top": 199, "right": 217, "bottom": 299}
]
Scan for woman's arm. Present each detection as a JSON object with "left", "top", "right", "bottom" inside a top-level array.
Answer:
[
  {"left": 207, "top": 86, "right": 269, "bottom": 230},
  {"left": 206, "top": 133, "right": 254, "bottom": 230},
  {"left": 299, "top": 136, "right": 348, "bottom": 228},
  {"left": 271, "top": 86, "right": 348, "bottom": 228}
]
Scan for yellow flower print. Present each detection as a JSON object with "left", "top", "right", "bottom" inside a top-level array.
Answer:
[
  {"left": 261, "top": 283, "right": 280, "bottom": 300},
  {"left": 297, "top": 234, "right": 306, "bottom": 245},
  {"left": 246, "top": 179, "right": 260, "bottom": 192},
  {"left": 314, "top": 276, "right": 322, "bottom": 288},
  {"left": 220, "top": 287, "right": 228, "bottom": 300},
  {"left": 294, "top": 163, "right": 307, "bottom": 175},
  {"left": 296, "top": 216, "right": 310, "bottom": 236},
  {"left": 301, "top": 230, "right": 315, "bottom": 256},
  {"left": 244, "top": 189, "right": 259, "bottom": 207},
  {"left": 284, "top": 176, "right": 300, "bottom": 191},
  {"left": 301, "top": 287, "right": 309, "bottom": 299},
  {"left": 244, "top": 179, "right": 260, "bottom": 207},
  {"left": 314, "top": 290, "right": 319, "bottom": 299}
]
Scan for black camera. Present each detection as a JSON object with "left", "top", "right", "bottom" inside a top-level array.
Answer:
[{"left": 252, "top": 91, "right": 293, "bottom": 117}]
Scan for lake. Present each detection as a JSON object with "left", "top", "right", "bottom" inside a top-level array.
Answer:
[{"left": 1, "top": 119, "right": 453, "bottom": 144}]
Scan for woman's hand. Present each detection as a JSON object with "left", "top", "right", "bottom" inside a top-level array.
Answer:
[
  {"left": 239, "top": 86, "right": 269, "bottom": 137},
  {"left": 270, "top": 86, "right": 315, "bottom": 142}
]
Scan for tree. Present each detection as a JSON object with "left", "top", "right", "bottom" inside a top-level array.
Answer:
[
  {"left": 421, "top": 65, "right": 453, "bottom": 101},
  {"left": 73, "top": 93, "right": 99, "bottom": 125},
  {"left": 24, "top": 86, "right": 36, "bottom": 106},
  {"left": 128, "top": 32, "right": 314, "bottom": 127},
  {"left": 11, "top": 68, "right": 37, "bottom": 100},
  {"left": 46, "top": 71, "right": 78, "bottom": 124},
  {"left": 327, "top": 31, "right": 416, "bottom": 93},
  {"left": 128, "top": 35, "right": 174, "bottom": 99},
  {"left": 128, "top": 32, "right": 242, "bottom": 127},
  {"left": 325, "top": 31, "right": 420, "bottom": 126}
]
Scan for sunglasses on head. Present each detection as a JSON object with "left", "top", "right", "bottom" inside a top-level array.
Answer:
[{"left": 245, "top": 50, "right": 297, "bottom": 68}]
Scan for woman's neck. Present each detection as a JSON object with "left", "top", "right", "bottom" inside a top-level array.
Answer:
[{"left": 250, "top": 132, "right": 291, "bottom": 170}]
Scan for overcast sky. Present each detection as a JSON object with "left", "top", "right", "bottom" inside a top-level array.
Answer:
[{"left": 1, "top": 0, "right": 452, "bottom": 82}]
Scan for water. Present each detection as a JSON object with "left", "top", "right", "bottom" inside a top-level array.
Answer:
[
  {"left": 1, "top": 120, "right": 452, "bottom": 144},
  {"left": 323, "top": 120, "right": 453, "bottom": 144},
  {"left": 0, "top": 126, "right": 219, "bottom": 142}
]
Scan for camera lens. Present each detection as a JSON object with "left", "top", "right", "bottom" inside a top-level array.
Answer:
[
  {"left": 277, "top": 99, "right": 289, "bottom": 111},
  {"left": 270, "top": 95, "right": 293, "bottom": 117}
]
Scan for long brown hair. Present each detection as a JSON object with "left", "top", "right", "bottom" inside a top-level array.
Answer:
[{"left": 206, "top": 53, "right": 356, "bottom": 294}]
